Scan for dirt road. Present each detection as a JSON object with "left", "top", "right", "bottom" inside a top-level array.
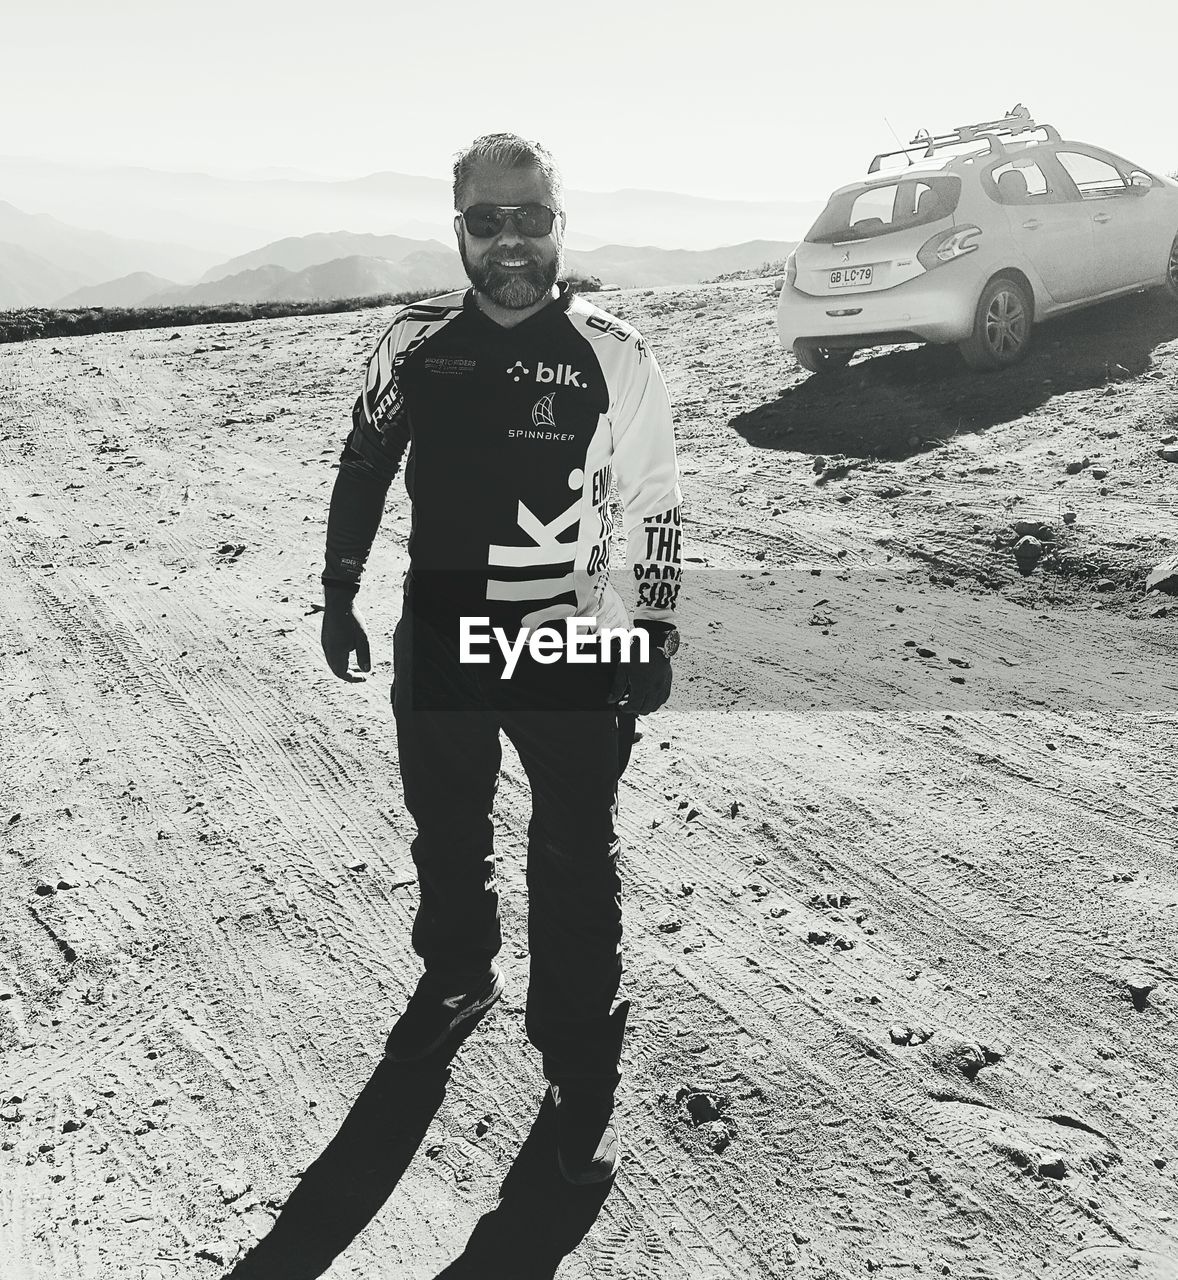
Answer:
[{"left": 2, "top": 283, "right": 1176, "bottom": 1279}]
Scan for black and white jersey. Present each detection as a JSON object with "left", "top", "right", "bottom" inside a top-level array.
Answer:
[{"left": 333, "top": 282, "right": 681, "bottom": 633}]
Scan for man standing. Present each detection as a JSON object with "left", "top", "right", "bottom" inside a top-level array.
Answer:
[{"left": 320, "top": 134, "right": 682, "bottom": 1185}]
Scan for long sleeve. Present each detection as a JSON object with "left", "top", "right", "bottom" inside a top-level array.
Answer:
[
  {"left": 610, "top": 346, "right": 682, "bottom": 624},
  {"left": 321, "top": 392, "right": 410, "bottom": 596}
]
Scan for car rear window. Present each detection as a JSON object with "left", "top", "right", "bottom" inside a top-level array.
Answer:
[{"left": 806, "top": 176, "right": 962, "bottom": 243}]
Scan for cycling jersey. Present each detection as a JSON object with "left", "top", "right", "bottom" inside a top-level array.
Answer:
[{"left": 323, "top": 282, "right": 681, "bottom": 635}]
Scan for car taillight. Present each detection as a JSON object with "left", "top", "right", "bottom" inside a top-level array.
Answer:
[
  {"left": 784, "top": 251, "right": 798, "bottom": 289},
  {"left": 917, "top": 225, "right": 981, "bottom": 270}
]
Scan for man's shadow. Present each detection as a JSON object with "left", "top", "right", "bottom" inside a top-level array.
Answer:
[
  {"left": 432, "top": 1089, "right": 612, "bottom": 1279},
  {"left": 224, "top": 1020, "right": 613, "bottom": 1280}
]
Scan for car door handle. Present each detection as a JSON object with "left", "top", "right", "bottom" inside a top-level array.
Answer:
[
  {"left": 1093, "top": 212, "right": 1113, "bottom": 224},
  {"left": 1022, "top": 218, "right": 1042, "bottom": 230}
]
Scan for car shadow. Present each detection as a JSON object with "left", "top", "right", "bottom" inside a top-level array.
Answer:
[
  {"left": 733, "top": 291, "right": 1178, "bottom": 462},
  {"left": 222, "top": 1022, "right": 479, "bottom": 1280},
  {"left": 431, "top": 1089, "right": 613, "bottom": 1280}
]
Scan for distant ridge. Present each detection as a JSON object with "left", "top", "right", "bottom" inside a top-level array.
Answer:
[
  {"left": 0, "top": 199, "right": 215, "bottom": 298},
  {"left": 56, "top": 271, "right": 179, "bottom": 308},
  {"left": 568, "top": 239, "right": 796, "bottom": 287},
  {"left": 0, "top": 156, "right": 824, "bottom": 253},
  {"left": 199, "top": 232, "right": 456, "bottom": 283},
  {"left": 145, "top": 253, "right": 466, "bottom": 306},
  {"left": 11, "top": 215, "right": 799, "bottom": 311},
  {"left": 151, "top": 234, "right": 801, "bottom": 303},
  {"left": 0, "top": 240, "right": 87, "bottom": 308}
]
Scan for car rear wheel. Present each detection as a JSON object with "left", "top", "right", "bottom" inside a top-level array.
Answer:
[
  {"left": 1163, "top": 232, "right": 1178, "bottom": 301},
  {"left": 958, "top": 276, "right": 1033, "bottom": 371},
  {"left": 794, "top": 340, "right": 854, "bottom": 374}
]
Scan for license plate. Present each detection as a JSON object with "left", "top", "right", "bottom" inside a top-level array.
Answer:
[{"left": 829, "top": 266, "right": 873, "bottom": 289}]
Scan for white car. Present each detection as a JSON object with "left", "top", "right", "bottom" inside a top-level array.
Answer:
[{"left": 777, "top": 105, "right": 1178, "bottom": 373}]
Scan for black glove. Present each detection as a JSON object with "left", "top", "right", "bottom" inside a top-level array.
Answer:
[
  {"left": 608, "top": 622, "right": 673, "bottom": 716},
  {"left": 321, "top": 586, "right": 371, "bottom": 682}
]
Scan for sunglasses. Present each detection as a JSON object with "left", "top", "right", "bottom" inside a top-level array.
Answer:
[{"left": 460, "top": 203, "right": 560, "bottom": 238}]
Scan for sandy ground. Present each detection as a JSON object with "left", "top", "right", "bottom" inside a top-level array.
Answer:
[{"left": 1, "top": 282, "right": 1177, "bottom": 1280}]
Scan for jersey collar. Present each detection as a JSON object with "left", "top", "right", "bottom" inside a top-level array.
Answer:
[{"left": 464, "top": 280, "right": 574, "bottom": 332}]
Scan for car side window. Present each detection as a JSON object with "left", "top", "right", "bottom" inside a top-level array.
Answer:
[
  {"left": 990, "top": 160, "right": 1051, "bottom": 204},
  {"left": 986, "top": 158, "right": 1084, "bottom": 206},
  {"left": 1056, "top": 151, "right": 1130, "bottom": 199}
]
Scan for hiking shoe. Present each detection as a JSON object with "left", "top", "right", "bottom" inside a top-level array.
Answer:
[
  {"left": 551, "top": 1084, "right": 619, "bottom": 1184},
  {"left": 384, "top": 964, "right": 504, "bottom": 1062}
]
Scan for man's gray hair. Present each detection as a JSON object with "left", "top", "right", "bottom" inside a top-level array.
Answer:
[{"left": 452, "top": 133, "right": 564, "bottom": 211}]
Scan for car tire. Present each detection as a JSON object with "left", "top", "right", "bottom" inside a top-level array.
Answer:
[
  {"left": 794, "top": 340, "right": 853, "bottom": 374},
  {"left": 958, "top": 275, "right": 1033, "bottom": 371},
  {"left": 1163, "top": 231, "right": 1178, "bottom": 302}
]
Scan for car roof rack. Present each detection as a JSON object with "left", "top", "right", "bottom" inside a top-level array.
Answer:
[{"left": 868, "top": 104, "right": 1061, "bottom": 173}]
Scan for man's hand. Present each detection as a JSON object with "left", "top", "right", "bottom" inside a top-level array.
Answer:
[
  {"left": 608, "top": 626, "right": 673, "bottom": 716},
  {"left": 321, "top": 589, "right": 371, "bottom": 682}
]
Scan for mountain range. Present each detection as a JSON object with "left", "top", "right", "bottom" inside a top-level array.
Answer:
[
  {"left": 3, "top": 215, "right": 797, "bottom": 309},
  {"left": 56, "top": 271, "right": 180, "bottom": 309},
  {"left": 0, "top": 155, "right": 821, "bottom": 253},
  {"left": 199, "top": 232, "right": 458, "bottom": 284},
  {"left": 0, "top": 158, "right": 815, "bottom": 308},
  {"left": 0, "top": 241, "right": 86, "bottom": 309},
  {"left": 0, "top": 200, "right": 216, "bottom": 306},
  {"left": 146, "top": 250, "right": 466, "bottom": 306}
]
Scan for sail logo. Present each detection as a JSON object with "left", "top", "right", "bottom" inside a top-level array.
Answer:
[{"left": 531, "top": 393, "right": 557, "bottom": 429}]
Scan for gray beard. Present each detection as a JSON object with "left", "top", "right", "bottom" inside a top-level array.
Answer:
[{"left": 460, "top": 240, "right": 562, "bottom": 309}]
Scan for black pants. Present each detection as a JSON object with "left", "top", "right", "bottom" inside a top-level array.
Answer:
[{"left": 392, "top": 609, "right": 634, "bottom": 1093}]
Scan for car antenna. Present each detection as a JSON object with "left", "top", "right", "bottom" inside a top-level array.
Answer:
[{"left": 883, "top": 116, "right": 914, "bottom": 166}]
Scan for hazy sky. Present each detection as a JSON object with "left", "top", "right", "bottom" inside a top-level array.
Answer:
[{"left": 6, "top": 0, "right": 1175, "bottom": 202}]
